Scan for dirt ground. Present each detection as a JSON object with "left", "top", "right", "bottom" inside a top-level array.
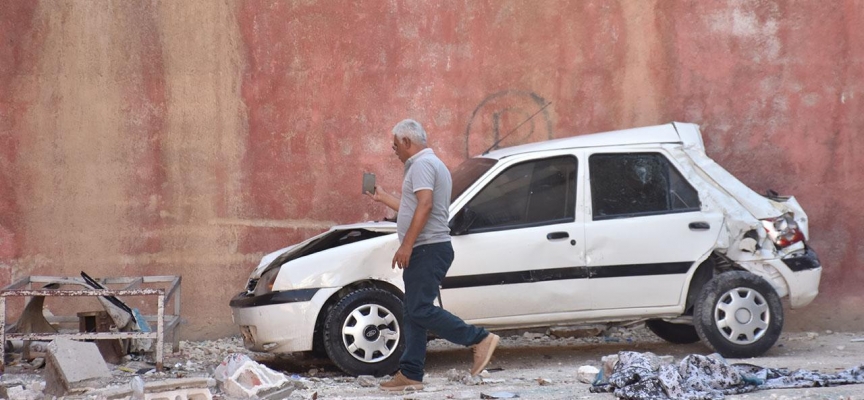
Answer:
[
  {"left": 202, "top": 325, "right": 864, "bottom": 399},
  {"left": 3, "top": 325, "right": 863, "bottom": 399}
]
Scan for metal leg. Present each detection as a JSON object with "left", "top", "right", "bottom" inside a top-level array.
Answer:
[
  {"left": 1, "top": 296, "right": 6, "bottom": 374},
  {"left": 157, "top": 294, "right": 164, "bottom": 372}
]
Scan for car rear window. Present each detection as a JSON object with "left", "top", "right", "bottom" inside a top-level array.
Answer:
[{"left": 589, "top": 152, "right": 700, "bottom": 220}]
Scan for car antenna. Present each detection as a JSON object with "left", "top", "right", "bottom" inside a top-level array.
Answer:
[{"left": 481, "top": 101, "right": 552, "bottom": 155}]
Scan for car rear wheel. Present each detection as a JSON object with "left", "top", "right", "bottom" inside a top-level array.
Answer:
[
  {"left": 694, "top": 271, "right": 783, "bottom": 358},
  {"left": 323, "top": 287, "right": 404, "bottom": 376},
  {"left": 645, "top": 319, "right": 700, "bottom": 344}
]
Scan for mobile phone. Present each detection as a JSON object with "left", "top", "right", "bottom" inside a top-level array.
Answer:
[{"left": 362, "top": 172, "right": 376, "bottom": 195}]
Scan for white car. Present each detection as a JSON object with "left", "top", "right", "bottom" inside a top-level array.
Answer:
[{"left": 230, "top": 122, "right": 822, "bottom": 376}]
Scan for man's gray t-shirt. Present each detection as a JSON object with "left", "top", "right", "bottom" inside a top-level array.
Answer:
[{"left": 397, "top": 148, "right": 452, "bottom": 247}]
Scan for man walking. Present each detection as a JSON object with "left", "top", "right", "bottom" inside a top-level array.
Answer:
[{"left": 367, "top": 119, "right": 499, "bottom": 391}]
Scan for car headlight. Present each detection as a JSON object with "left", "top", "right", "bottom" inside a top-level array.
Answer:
[{"left": 254, "top": 267, "right": 282, "bottom": 296}]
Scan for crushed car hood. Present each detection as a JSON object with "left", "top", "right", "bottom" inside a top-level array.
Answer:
[{"left": 251, "top": 221, "right": 397, "bottom": 277}]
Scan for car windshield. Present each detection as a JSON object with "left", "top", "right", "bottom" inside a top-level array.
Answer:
[{"left": 451, "top": 157, "right": 498, "bottom": 202}]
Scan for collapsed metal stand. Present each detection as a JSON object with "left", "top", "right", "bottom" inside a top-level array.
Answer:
[{"left": 0, "top": 275, "right": 181, "bottom": 373}]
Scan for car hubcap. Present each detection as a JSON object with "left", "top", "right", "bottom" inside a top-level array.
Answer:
[
  {"left": 714, "top": 287, "right": 770, "bottom": 345},
  {"left": 341, "top": 304, "right": 400, "bottom": 363}
]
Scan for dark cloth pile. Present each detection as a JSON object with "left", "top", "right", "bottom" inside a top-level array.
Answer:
[{"left": 590, "top": 351, "right": 864, "bottom": 399}]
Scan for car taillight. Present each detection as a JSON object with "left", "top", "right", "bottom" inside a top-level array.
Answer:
[{"left": 761, "top": 213, "right": 804, "bottom": 249}]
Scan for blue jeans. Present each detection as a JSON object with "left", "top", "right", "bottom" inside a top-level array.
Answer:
[{"left": 399, "top": 241, "right": 488, "bottom": 381}]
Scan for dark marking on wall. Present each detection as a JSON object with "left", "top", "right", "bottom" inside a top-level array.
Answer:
[{"left": 465, "top": 90, "right": 553, "bottom": 158}]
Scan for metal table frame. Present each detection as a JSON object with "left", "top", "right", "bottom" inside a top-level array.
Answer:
[{"left": 0, "top": 275, "right": 181, "bottom": 372}]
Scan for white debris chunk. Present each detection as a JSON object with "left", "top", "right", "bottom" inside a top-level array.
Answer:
[
  {"left": 577, "top": 365, "right": 599, "bottom": 384},
  {"left": 214, "top": 354, "right": 289, "bottom": 398}
]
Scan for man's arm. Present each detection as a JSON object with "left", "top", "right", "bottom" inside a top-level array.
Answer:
[
  {"left": 367, "top": 185, "right": 400, "bottom": 212},
  {"left": 392, "top": 189, "right": 432, "bottom": 269}
]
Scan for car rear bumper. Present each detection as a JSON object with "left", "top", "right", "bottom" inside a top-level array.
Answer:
[
  {"left": 229, "top": 287, "right": 339, "bottom": 353},
  {"left": 778, "top": 247, "right": 822, "bottom": 309},
  {"left": 785, "top": 266, "right": 821, "bottom": 308}
]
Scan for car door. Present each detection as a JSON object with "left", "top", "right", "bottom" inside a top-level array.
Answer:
[
  {"left": 584, "top": 150, "right": 723, "bottom": 310},
  {"left": 442, "top": 154, "right": 590, "bottom": 322}
]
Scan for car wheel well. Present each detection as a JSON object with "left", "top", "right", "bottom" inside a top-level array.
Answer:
[
  {"left": 685, "top": 252, "right": 745, "bottom": 314},
  {"left": 311, "top": 280, "right": 404, "bottom": 356}
]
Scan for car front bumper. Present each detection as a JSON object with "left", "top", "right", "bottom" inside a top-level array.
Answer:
[{"left": 229, "top": 287, "right": 339, "bottom": 353}]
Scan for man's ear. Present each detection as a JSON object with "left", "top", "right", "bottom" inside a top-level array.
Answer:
[{"left": 401, "top": 137, "right": 412, "bottom": 149}]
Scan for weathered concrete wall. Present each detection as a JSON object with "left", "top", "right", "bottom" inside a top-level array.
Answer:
[{"left": 1, "top": 0, "right": 861, "bottom": 339}]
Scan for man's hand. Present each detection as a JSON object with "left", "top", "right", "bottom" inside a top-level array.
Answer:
[
  {"left": 365, "top": 185, "right": 384, "bottom": 202},
  {"left": 367, "top": 185, "right": 400, "bottom": 212},
  {"left": 392, "top": 242, "right": 413, "bottom": 269}
]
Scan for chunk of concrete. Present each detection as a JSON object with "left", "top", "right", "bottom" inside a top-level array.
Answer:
[
  {"left": 221, "top": 359, "right": 289, "bottom": 398},
  {"left": 576, "top": 365, "right": 599, "bottom": 384},
  {"left": 44, "top": 338, "right": 111, "bottom": 396}
]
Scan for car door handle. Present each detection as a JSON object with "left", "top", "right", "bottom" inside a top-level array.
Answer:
[
  {"left": 547, "top": 231, "right": 569, "bottom": 240},
  {"left": 689, "top": 222, "right": 711, "bottom": 231}
]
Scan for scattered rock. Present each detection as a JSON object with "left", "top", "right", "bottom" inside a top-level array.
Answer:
[
  {"left": 446, "top": 368, "right": 482, "bottom": 385},
  {"left": 355, "top": 375, "right": 376, "bottom": 387},
  {"left": 577, "top": 365, "right": 599, "bottom": 384},
  {"left": 837, "top": 346, "right": 846, "bottom": 351},
  {"left": 536, "top": 377, "right": 553, "bottom": 385},
  {"left": 481, "top": 391, "right": 520, "bottom": 399},
  {"left": 522, "top": 332, "right": 545, "bottom": 340},
  {"left": 806, "top": 332, "right": 819, "bottom": 340}
]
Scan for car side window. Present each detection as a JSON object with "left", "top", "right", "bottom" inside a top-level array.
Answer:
[
  {"left": 589, "top": 153, "right": 700, "bottom": 220},
  {"left": 459, "top": 156, "right": 577, "bottom": 232}
]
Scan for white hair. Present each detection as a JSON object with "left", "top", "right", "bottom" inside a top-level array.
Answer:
[{"left": 392, "top": 119, "right": 427, "bottom": 146}]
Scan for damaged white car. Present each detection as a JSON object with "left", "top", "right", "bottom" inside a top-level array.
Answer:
[{"left": 230, "top": 122, "right": 821, "bottom": 376}]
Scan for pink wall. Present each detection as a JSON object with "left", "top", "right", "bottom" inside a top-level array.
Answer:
[{"left": 1, "top": 1, "right": 861, "bottom": 339}]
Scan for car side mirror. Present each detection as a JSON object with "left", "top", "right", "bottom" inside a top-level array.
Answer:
[{"left": 450, "top": 207, "right": 477, "bottom": 236}]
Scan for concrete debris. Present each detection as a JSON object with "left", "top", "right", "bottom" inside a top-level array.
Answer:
[
  {"left": 89, "top": 377, "right": 215, "bottom": 399},
  {"left": 1, "top": 385, "right": 43, "bottom": 400},
  {"left": 480, "top": 391, "right": 520, "bottom": 399},
  {"left": 547, "top": 325, "right": 604, "bottom": 339},
  {"left": 43, "top": 338, "right": 112, "bottom": 396},
  {"left": 852, "top": 338, "right": 864, "bottom": 343},
  {"left": 355, "top": 375, "right": 377, "bottom": 387},
  {"left": 576, "top": 365, "right": 599, "bottom": 384},
  {"left": 215, "top": 354, "right": 290, "bottom": 398},
  {"left": 837, "top": 346, "right": 847, "bottom": 350},
  {"left": 521, "top": 332, "right": 545, "bottom": 340},
  {"left": 601, "top": 354, "right": 619, "bottom": 379},
  {"left": 536, "top": 377, "right": 553, "bottom": 385}
]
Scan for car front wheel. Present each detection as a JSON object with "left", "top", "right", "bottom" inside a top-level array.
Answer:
[
  {"left": 694, "top": 271, "right": 783, "bottom": 358},
  {"left": 323, "top": 287, "right": 404, "bottom": 376}
]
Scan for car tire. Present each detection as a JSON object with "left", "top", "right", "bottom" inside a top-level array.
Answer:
[
  {"left": 645, "top": 320, "right": 700, "bottom": 344},
  {"left": 694, "top": 271, "right": 783, "bottom": 358},
  {"left": 323, "top": 287, "right": 404, "bottom": 376}
]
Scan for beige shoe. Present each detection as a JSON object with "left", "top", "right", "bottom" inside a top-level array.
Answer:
[
  {"left": 471, "top": 333, "right": 500, "bottom": 376},
  {"left": 379, "top": 371, "right": 424, "bottom": 391}
]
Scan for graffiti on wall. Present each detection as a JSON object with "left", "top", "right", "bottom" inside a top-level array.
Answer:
[{"left": 464, "top": 90, "right": 553, "bottom": 158}]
